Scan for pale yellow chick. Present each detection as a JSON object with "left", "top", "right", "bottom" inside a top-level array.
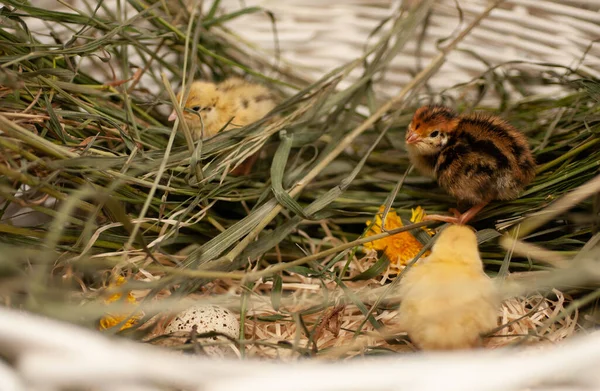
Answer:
[
  {"left": 168, "top": 77, "right": 277, "bottom": 140},
  {"left": 397, "top": 225, "right": 499, "bottom": 351}
]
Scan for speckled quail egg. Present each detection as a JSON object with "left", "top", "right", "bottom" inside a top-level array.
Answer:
[{"left": 164, "top": 304, "right": 239, "bottom": 358}]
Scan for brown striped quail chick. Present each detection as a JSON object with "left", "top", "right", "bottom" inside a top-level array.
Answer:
[{"left": 405, "top": 105, "right": 536, "bottom": 224}]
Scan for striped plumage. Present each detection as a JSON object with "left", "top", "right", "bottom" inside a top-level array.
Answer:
[{"left": 405, "top": 105, "right": 535, "bottom": 224}]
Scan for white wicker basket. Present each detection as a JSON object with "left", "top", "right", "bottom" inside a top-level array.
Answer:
[
  {"left": 1, "top": 306, "right": 599, "bottom": 391},
  {"left": 216, "top": 0, "right": 600, "bottom": 101},
  {"left": 3, "top": 1, "right": 600, "bottom": 390}
]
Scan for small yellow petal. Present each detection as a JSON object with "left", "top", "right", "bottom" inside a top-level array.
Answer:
[
  {"left": 98, "top": 313, "right": 141, "bottom": 331},
  {"left": 410, "top": 206, "right": 424, "bottom": 223},
  {"left": 410, "top": 206, "right": 435, "bottom": 236}
]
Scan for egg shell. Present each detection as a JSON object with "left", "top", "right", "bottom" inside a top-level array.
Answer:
[{"left": 164, "top": 305, "right": 239, "bottom": 358}]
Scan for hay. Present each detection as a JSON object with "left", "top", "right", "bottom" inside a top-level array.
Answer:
[
  {"left": 164, "top": 250, "right": 580, "bottom": 360},
  {"left": 0, "top": 0, "right": 598, "bottom": 378}
]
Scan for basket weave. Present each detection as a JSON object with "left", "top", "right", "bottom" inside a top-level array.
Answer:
[
  {"left": 217, "top": 0, "right": 600, "bottom": 101},
  {"left": 0, "top": 306, "right": 599, "bottom": 391},
  {"left": 2, "top": 1, "right": 600, "bottom": 390}
]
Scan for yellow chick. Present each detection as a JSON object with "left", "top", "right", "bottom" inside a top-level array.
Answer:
[
  {"left": 168, "top": 77, "right": 277, "bottom": 140},
  {"left": 397, "top": 225, "right": 499, "bottom": 351}
]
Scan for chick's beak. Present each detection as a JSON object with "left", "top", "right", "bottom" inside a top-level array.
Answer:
[
  {"left": 168, "top": 109, "right": 178, "bottom": 122},
  {"left": 406, "top": 131, "right": 421, "bottom": 144}
]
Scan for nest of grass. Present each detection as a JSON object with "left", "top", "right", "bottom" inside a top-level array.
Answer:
[{"left": 1, "top": 0, "right": 599, "bottom": 361}]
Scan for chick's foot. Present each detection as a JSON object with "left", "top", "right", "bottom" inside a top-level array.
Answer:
[
  {"left": 448, "top": 208, "right": 462, "bottom": 218},
  {"left": 424, "top": 202, "right": 489, "bottom": 225},
  {"left": 423, "top": 214, "right": 461, "bottom": 225},
  {"left": 456, "top": 202, "right": 488, "bottom": 224}
]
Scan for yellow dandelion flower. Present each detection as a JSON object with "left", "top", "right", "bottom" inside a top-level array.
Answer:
[
  {"left": 364, "top": 205, "right": 433, "bottom": 271},
  {"left": 98, "top": 276, "right": 142, "bottom": 331}
]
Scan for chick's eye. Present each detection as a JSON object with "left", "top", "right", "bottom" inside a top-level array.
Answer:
[
  {"left": 191, "top": 106, "right": 201, "bottom": 112},
  {"left": 430, "top": 130, "right": 440, "bottom": 138}
]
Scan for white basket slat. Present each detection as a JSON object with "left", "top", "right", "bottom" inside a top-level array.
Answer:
[
  {"left": 216, "top": 0, "right": 599, "bottom": 98},
  {"left": 1, "top": 306, "right": 600, "bottom": 391}
]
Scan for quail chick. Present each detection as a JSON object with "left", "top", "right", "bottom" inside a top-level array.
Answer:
[
  {"left": 397, "top": 225, "right": 499, "bottom": 351},
  {"left": 218, "top": 77, "right": 277, "bottom": 123},
  {"left": 405, "top": 105, "right": 536, "bottom": 224},
  {"left": 168, "top": 77, "right": 278, "bottom": 175},
  {"left": 168, "top": 77, "right": 277, "bottom": 140}
]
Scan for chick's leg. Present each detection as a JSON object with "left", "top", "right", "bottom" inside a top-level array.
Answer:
[
  {"left": 448, "top": 208, "right": 462, "bottom": 218},
  {"left": 424, "top": 202, "right": 488, "bottom": 225},
  {"left": 423, "top": 214, "right": 461, "bottom": 224},
  {"left": 457, "top": 202, "right": 488, "bottom": 224},
  {"left": 423, "top": 206, "right": 462, "bottom": 224}
]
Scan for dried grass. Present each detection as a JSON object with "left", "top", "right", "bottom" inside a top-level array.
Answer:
[{"left": 0, "top": 0, "right": 598, "bottom": 364}]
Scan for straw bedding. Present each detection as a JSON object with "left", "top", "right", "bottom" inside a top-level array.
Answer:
[{"left": 0, "top": 1, "right": 599, "bottom": 389}]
